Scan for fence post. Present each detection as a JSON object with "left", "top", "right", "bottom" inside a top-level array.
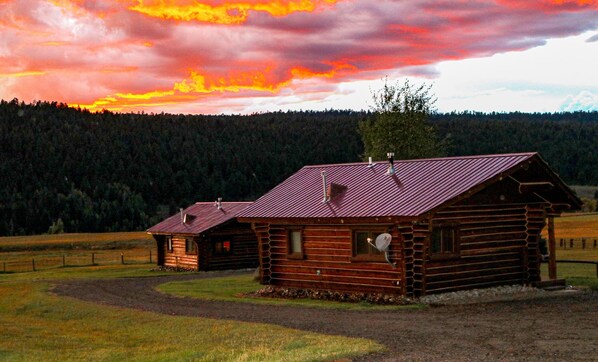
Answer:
[
  {"left": 3, "top": 261, "right": 5, "bottom": 273},
  {"left": 560, "top": 239, "right": 563, "bottom": 248},
  {"left": 32, "top": 258, "right": 36, "bottom": 272},
  {"left": 570, "top": 239, "right": 574, "bottom": 248},
  {"left": 62, "top": 254, "right": 66, "bottom": 267},
  {"left": 92, "top": 252, "right": 95, "bottom": 265},
  {"left": 594, "top": 239, "right": 597, "bottom": 249},
  {"left": 149, "top": 249, "right": 152, "bottom": 263},
  {"left": 121, "top": 253, "right": 124, "bottom": 265},
  {"left": 582, "top": 239, "right": 586, "bottom": 249}
]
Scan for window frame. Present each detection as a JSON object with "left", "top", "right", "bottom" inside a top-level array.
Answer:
[
  {"left": 166, "top": 236, "right": 173, "bottom": 253},
  {"left": 429, "top": 224, "right": 460, "bottom": 260},
  {"left": 213, "top": 239, "right": 233, "bottom": 257},
  {"left": 351, "top": 229, "right": 387, "bottom": 262},
  {"left": 185, "top": 237, "right": 197, "bottom": 255},
  {"left": 287, "top": 227, "right": 304, "bottom": 260}
]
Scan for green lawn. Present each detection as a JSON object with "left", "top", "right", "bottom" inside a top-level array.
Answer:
[
  {"left": 0, "top": 265, "right": 383, "bottom": 361},
  {"left": 157, "top": 274, "right": 422, "bottom": 311},
  {"left": 541, "top": 262, "right": 598, "bottom": 291}
]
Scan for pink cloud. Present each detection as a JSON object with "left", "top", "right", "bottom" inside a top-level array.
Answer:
[{"left": 0, "top": 0, "right": 596, "bottom": 113}]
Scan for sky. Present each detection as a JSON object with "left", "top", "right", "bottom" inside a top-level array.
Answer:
[{"left": 0, "top": 0, "right": 597, "bottom": 115}]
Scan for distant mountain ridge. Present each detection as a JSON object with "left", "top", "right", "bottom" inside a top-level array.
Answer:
[{"left": 1, "top": 99, "right": 596, "bottom": 235}]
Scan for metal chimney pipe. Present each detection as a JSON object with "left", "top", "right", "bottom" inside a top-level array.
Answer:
[
  {"left": 321, "top": 171, "right": 328, "bottom": 203},
  {"left": 387, "top": 152, "right": 395, "bottom": 175},
  {"left": 367, "top": 156, "right": 376, "bottom": 168},
  {"left": 180, "top": 208, "right": 184, "bottom": 224},
  {"left": 217, "top": 197, "right": 222, "bottom": 210}
]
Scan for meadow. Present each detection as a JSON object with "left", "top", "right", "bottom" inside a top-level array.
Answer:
[
  {"left": 0, "top": 232, "right": 155, "bottom": 272},
  {"left": 0, "top": 265, "right": 382, "bottom": 361}
]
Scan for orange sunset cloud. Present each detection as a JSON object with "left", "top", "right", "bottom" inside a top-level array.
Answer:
[
  {"left": 128, "top": 0, "right": 341, "bottom": 24},
  {"left": 0, "top": 0, "right": 596, "bottom": 114}
]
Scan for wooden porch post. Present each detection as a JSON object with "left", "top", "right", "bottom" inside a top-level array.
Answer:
[{"left": 547, "top": 216, "right": 557, "bottom": 280}]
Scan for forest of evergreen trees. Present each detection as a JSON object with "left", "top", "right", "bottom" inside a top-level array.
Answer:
[{"left": 1, "top": 98, "right": 597, "bottom": 235}]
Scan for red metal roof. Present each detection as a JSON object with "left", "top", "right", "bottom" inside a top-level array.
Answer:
[
  {"left": 147, "top": 202, "right": 252, "bottom": 235},
  {"left": 238, "top": 153, "right": 539, "bottom": 219}
]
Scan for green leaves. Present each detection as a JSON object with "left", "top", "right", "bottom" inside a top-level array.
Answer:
[{"left": 359, "top": 78, "right": 444, "bottom": 161}]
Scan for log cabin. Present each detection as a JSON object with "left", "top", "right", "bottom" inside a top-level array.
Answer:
[
  {"left": 237, "top": 153, "right": 582, "bottom": 297},
  {"left": 148, "top": 200, "right": 258, "bottom": 271}
]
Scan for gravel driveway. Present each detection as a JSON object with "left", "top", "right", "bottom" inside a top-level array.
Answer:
[{"left": 52, "top": 270, "right": 598, "bottom": 361}]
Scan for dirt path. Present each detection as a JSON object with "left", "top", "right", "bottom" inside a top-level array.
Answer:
[{"left": 52, "top": 270, "right": 598, "bottom": 361}]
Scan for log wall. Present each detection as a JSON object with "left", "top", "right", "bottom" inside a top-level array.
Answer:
[
  {"left": 204, "top": 225, "right": 259, "bottom": 270},
  {"left": 255, "top": 223, "right": 404, "bottom": 294},
  {"left": 398, "top": 221, "right": 430, "bottom": 297},
  {"left": 425, "top": 203, "right": 546, "bottom": 294},
  {"left": 162, "top": 236, "right": 198, "bottom": 270}
]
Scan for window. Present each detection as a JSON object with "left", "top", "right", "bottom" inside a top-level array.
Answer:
[
  {"left": 185, "top": 238, "right": 197, "bottom": 254},
  {"left": 430, "top": 225, "right": 459, "bottom": 259},
  {"left": 166, "top": 236, "right": 173, "bottom": 253},
  {"left": 352, "top": 230, "right": 385, "bottom": 261},
  {"left": 287, "top": 229, "right": 303, "bottom": 259},
  {"left": 213, "top": 240, "right": 232, "bottom": 256}
]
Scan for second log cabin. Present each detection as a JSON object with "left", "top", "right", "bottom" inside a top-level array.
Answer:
[{"left": 148, "top": 200, "right": 258, "bottom": 271}]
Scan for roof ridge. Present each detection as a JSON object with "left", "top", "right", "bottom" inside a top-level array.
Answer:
[
  {"left": 194, "top": 201, "right": 253, "bottom": 205},
  {"left": 302, "top": 152, "right": 537, "bottom": 169}
]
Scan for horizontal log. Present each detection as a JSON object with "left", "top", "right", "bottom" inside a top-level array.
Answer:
[
  {"left": 271, "top": 277, "right": 401, "bottom": 294},
  {"left": 270, "top": 264, "right": 401, "bottom": 278},
  {"left": 426, "top": 265, "right": 523, "bottom": 282},
  {"left": 425, "top": 271, "right": 524, "bottom": 290},
  {"left": 270, "top": 256, "right": 352, "bottom": 264},
  {"left": 427, "top": 258, "right": 521, "bottom": 274},
  {"left": 271, "top": 271, "right": 399, "bottom": 285},
  {"left": 460, "top": 223, "right": 526, "bottom": 234},
  {"left": 302, "top": 241, "right": 350, "bottom": 249},
  {"left": 460, "top": 239, "right": 526, "bottom": 249},
  {"left": 302, "top": 248, "right": 352, "bottom": 257},
  {"left": 460, "top": 246, "right": 523, "bottom": 256},
  {"left": 303, "top": 229, "right": 351, "bottom": 240}
]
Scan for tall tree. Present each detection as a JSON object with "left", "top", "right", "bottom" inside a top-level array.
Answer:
[{"left": 359, "top": 78, "right": 444, "bottom": 161}]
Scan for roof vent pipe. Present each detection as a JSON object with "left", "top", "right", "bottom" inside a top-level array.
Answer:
[
  {"left": 387, "top": 152, "right": 395, "bottom": 175},
  {"left": 321, "top": 171, "right": 329, "bottom": 203},
  {"left": 216, "top": 197, "right": 222, "bottom": 210},
  {"left": 367, "top": 156, "right": 376, "bottom": 168},
  {"left": 180, "top": 208, "right": 184, "bottom": 224}
]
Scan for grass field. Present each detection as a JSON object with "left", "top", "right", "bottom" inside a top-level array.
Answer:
[
  {"left": 0, "top": 265, "right": 383, "bottom": 361},
  {"left": 543, "top": 247, "right": 598, "bottom": 290},
  {"left": 0, "top": 231, "right": 153, "bottom": 249},
  {"left": 547, "top": 213, "right": 598, "bottom": 240},
  {"left": 158, "top": 274, "right": 422, "bottom": 311},
  {"left": 0, "top": 232, "right": 156, "bottom": 272}
]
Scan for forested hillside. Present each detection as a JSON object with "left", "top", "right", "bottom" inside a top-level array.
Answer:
[{"left": 1, "top": 99, "right": 597, "bottom": 235}]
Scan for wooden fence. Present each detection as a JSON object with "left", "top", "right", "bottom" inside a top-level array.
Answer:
[
  {"left": 558, "top": 238, "right": 598, "bottom": 249},
  {"left": 1, "top": 249, "right": 154, "bottom": 273}
]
